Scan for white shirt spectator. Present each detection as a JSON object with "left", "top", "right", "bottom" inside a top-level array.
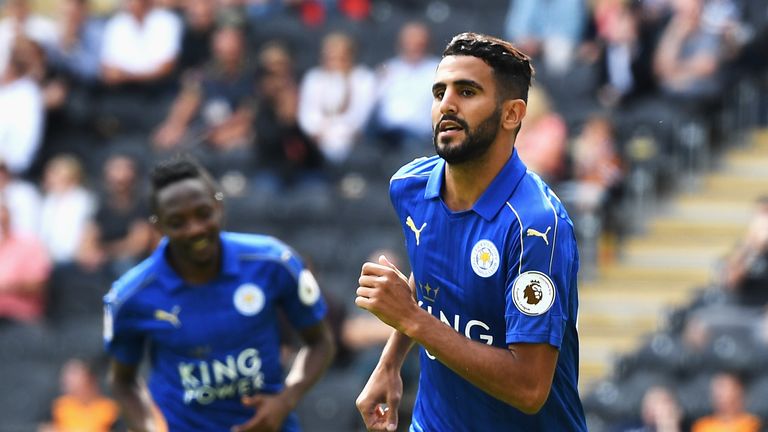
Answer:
[
  {"left": 100, "top": 8, "right": 181, "bottom": 75},
  {"left": 2, "top": 179, "right": 42, "bottom": 235},
  {"left": 298, "top": 66, "right": 376, "bottom": 163},
  {"left": 39, "top": 186, "right": 94, "bottom": 263},
  {"left": 376, "top": 56, "right": 439, "bottom": 139},
  {"left": 0, "top": 77, "right": 44, "bottom": 175}
]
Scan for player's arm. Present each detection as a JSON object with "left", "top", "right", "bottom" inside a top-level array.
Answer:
[
  {"left": 368, "top": 272, "right": 417, "bottom": 370},
  {"left": 283, "top": 320, "right": 336, "bottom": 409},
  {"left": 357, "top": 257, "right": 557, "bottom": 414},
  {"left": 108, "top": 359, "right": 166, "bottom": 432},
  {"left": 356, "top": 269, "right": 417, "bottom": 431},
  {"left": 233, "top": 320, "right": 334, "bottom": 432},
  {"left": 405, "top": 312, "right": 556, "bottom": 414}
]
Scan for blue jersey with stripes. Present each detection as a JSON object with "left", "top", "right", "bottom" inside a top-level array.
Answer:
[
  {"left": 103, "top": 232, "right": 326, "bottom": 431},
  {"left": 389, "top": 150, "right": 586, "bottom": 431}
]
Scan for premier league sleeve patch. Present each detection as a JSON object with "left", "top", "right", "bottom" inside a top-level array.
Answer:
[
  {"left": 511, "top": 271, "right": 556, "bottom": 316},
  {"left": 298, "top": 269, "right": 321, "bottom": 306}
]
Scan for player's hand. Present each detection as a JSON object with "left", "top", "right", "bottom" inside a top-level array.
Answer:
[
  {"left": 356, "top": 255, "right": 419, "bottom": 333},
  {"left": 356, "top": 362, "right": 402, "bottom": 432},
  {"left": 231, "top": 394, "right": 292, "bottom": 432}
]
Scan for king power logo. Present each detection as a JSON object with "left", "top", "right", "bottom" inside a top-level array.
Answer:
[
  {"left": 178, "top": 348, "right": 265, "bottom": 405},
  {"left": 418, "top": 300, "right": 493, "bottom": 361}
]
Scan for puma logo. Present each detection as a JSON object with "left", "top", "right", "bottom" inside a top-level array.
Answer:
[
  {"left": 406, "top": 216, "right": 427, "bottom": 246},
  {"left": 154, "top": 306, "right": 181, "bottom": 328},
  {"left": 526, "top": 227, "right": 551, "bottom": 245}
]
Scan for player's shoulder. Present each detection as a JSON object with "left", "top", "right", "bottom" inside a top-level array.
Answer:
[
  {"left": 104, "top": 255, "right": 159, "bottom": 309},
  {"left": 390, "top": 155, "right": 440, "bottom": 197},
  {"left": 507, "top": 170, "right": 574, "bottom": 232},
  {"left": 391, "top": 155, "right": 439, "bottom": 182},
  {"left": 223, "top": 232, "right": 302, "bottom": 276},
  {"left": 222, "top": 231, "right": 291, "bottom": 258},
  {"left": 389, "top": 156, "right": 439, "bottom": 206}
]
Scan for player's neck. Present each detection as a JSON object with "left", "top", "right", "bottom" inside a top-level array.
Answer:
[
  {"left": 442, "top": 142, "right": 512, "bottom": 212},
  {"left": 168, "top": 250, "right": 221, "bottom": 285}
]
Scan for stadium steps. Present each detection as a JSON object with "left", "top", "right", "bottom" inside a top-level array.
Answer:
[{"left": 578, "top": 129, "right": 768, "bottom": 391}]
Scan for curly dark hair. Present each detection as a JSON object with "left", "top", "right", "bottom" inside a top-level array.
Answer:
[
  {"left": 149, "top": 156, "right": 220, "bottom": 213},
  {"left": 442, "top": 32, "right": 534, "bottom": 103}
]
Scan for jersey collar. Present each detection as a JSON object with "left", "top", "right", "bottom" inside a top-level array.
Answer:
[
  {"left": 424, "top": 149, "right": 527, "bottom": 221},
  {"left": 153, "top": 232, "right": 241, "bottom": 291}
]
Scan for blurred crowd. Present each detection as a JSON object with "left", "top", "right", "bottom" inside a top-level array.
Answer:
[
  {"left": 585, "top": 194, "right": 768, "bottom": 431},
  {"left": 1, "top": 0, "right": 768, "bottom": 430}
]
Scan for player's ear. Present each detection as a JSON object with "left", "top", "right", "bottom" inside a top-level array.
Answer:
[{"left": 501, "top": 99, "right": 526, "bottom": 132}]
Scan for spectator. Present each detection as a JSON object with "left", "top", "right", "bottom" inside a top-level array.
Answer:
[
  {"left": 0, "top": 38, "right": 45, "bottom": 176},
  {"left": 653, "top": 0, "right": 725, "bottom": 107},
  {"left": 594, "top": 3, "right": 657, "bottom": 109},
  {"left": 298, "top": 31, "right": 376, "bottom": 165},
  {"left": 615, "top": 385, "right": 684, "bottom": 432},
  {"left": 0, "top": 196, "right": 51, "bottom": 324},
  {"left": 503, "top": 0, "right": 588, "bottom": 75},
  {"left": 153, "top": 23, "right": 255, "bottom": 175},
  {"left": 39, "top": 358, "right": 119, "bottom": 432},
  {"left": 0, "top": 158, "right": 41, "bottom": 236},
  {"left": 245, "top": 0, "right": 284, "bottom": 21},
  {"left": 39, "top": 154, "right": 95, "bottom": 265},
  {"left": 79, "top": 154, "right": 152, "bottom": 276},
  {"left": 177, "top": 0, "right": 218, "bottom": 74},
  {"left": 44, "top": 0, "right": 104, "bottom": 85},
  {"left": 691, "top": 372, "right": 761, "bottom": 432},
  {"left": 568, "top": 115, "right": 625, "bottom": 262},
  {"left": 253, "top": 41, "right": 324, "bottom": 187},
  {"left": 514, "top": 86, "right": 568, "bottom": 184},
  {"left": 370, "top": 21, "right": 439, "bottom": 149},
  {"left": 292, "top": 0, "right": 370, "bottom": 27},
  {"left": 36, "top": 0, "right": 102, "bottom": 132},
  {"left": 700, "top": 0, "right": 748, "bottom": 60},
  {"left": 722, "top": 196, "right": 768, "bottom": 306},
  {"left": 0, "top": 0, "right": 56, "bottom": 75},
  {"left": 572, "top": 116, "right": 624, "bottom": 202},
  {"left": 100, "top": 0, "right": 182, "bottom": 87}
]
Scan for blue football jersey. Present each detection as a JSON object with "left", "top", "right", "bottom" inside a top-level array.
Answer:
[
  {"left": 390, "top": 151, "right": 586, "bottom": 431},
  {"left": 103, "top": 232, "right": 327, "bottom": 431}
]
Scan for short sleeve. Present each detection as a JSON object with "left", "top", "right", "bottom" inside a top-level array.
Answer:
[
  {"left": 504, "top": 215, "right": 577, "bottom": 349},
  {"left": 276, "top": 249, "right": 327, "bottom": 330},
  {"left": 103, "top": 290, "right": 146, "bottom": 365}
]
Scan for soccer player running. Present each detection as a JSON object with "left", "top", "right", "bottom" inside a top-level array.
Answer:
[
  {"left": 355, "top": 33, "right": 587, "bottom": 431},
  {"left": 103, "top": 158, "right": 335, "bottom": 431}
]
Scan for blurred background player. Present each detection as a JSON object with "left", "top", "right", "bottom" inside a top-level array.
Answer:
[{"left": 103, "top": 157, "right": 335, "bottom": 431}]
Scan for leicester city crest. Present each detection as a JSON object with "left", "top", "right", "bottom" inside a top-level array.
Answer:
[
  {"left": 234, "top": 284, "right": 265, "bottom": 316},
  {"left": 470, "top": 239, "right": 500, "bottom": 278}
]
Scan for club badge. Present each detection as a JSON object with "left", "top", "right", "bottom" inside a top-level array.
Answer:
[
  {"left": 234, "top": 284, "right": 265, "bottom": 316},
  {"left": 471, "top": 239, "right": 500, "bottom": 278}
]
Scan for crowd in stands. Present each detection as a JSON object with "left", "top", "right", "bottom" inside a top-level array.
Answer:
[
  {"left": 1, "top": 0, "right": 767, "bottom": 430},
  {"left": 586, "top": 196, "right": 768, "bottom": 431}
]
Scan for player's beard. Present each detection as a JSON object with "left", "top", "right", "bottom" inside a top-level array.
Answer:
[{"left": 433, "top": 105, "right": 501, "bottom": 165}]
